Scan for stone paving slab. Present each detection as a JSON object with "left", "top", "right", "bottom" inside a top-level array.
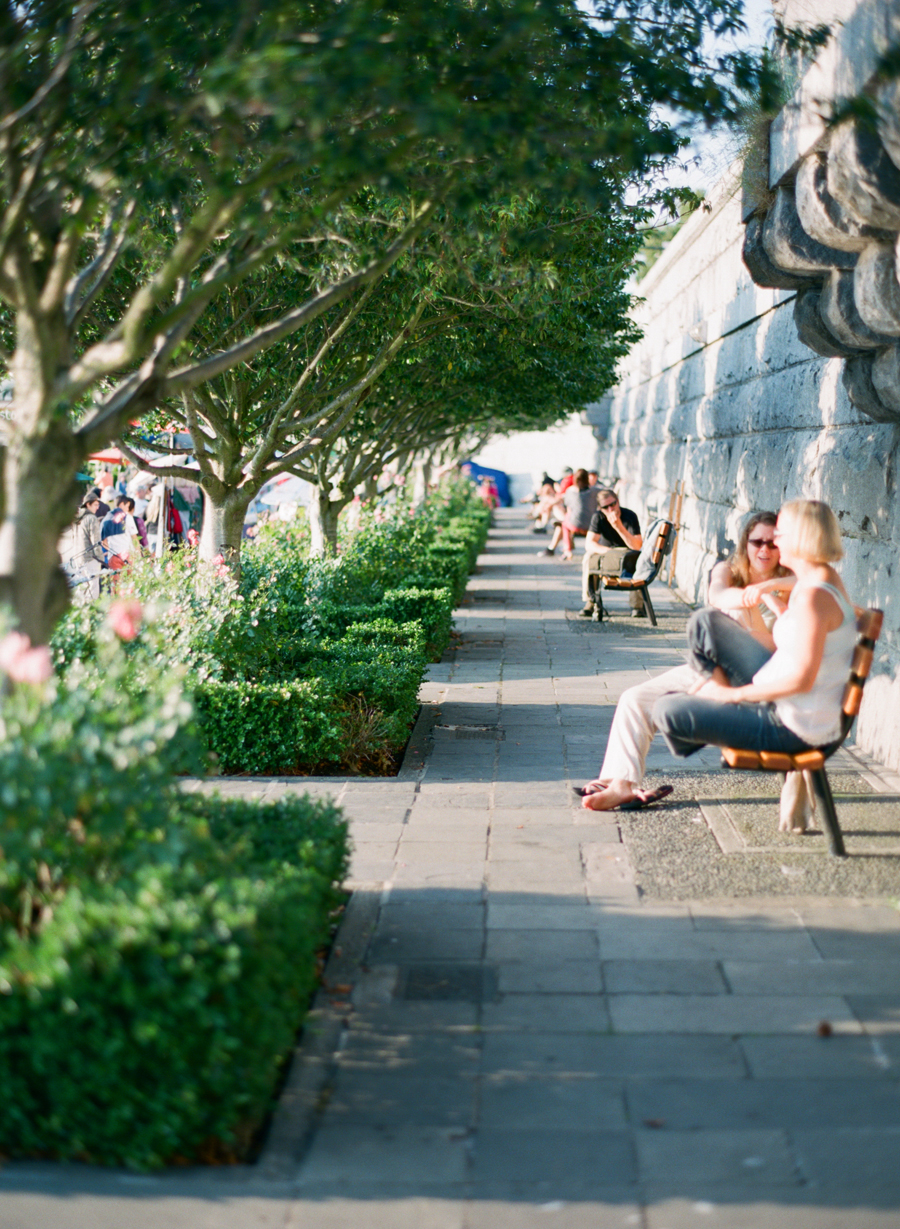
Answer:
[{"left": 6, "top": 509, "right": 900, "bottom": 1228}]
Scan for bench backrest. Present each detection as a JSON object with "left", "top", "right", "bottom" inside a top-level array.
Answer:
[
  {"left": 841, "top": 607, "right": 883, "bottom": 725},
  {"left": 632, "top": 519, "right": 676, "bottom": 584}
]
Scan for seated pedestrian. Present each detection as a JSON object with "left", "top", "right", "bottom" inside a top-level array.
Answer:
[
  {"left": 579, "top": 488, "right": 644, "bottom": 617},
  {"left": 527, "top": 480, "right": 560, "bottom": 533},
  {"left": 576, "top": 510, "right": 794, "bottom": 812},
  {"left": 652, "top": 500, "right": 855, "bottom": 800},
  {"left": 540, "top": 469, "right": 596, "bottom": 559}
]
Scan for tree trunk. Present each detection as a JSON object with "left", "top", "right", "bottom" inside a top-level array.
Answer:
[
  {"left": 198, "top": 488, "right": 251, "bottom": 577},
  {"left": 362, "top": 473, "right": 379, "bottom": 504},
  {"left": 0, "top": 418, "right": 82, "bottom": 644},
  {"left": 307, "top": 486, "right": 346, "bottom": 557},
  {"left": 410, "top": 454, "right": 432, "bottom": 508}
]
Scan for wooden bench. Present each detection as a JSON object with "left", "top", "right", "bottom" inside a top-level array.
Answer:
[
  {"left": 721, "top": 607, "right": 884, "bottom": 857},
  {"left": 587, "top": 518, "right": 676, "bottom": 628}
]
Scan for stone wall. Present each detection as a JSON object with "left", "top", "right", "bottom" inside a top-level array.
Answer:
[{"left": 589, "top": 0, "right": 900, "bottom": 769}]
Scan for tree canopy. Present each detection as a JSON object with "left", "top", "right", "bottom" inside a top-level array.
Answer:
[{"left": 0, "top": 0, "right": 775, "bottom": 636}]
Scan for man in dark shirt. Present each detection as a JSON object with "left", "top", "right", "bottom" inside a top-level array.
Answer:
[{"left": 580, "top": 488, "right": 645, "bottom": 617}]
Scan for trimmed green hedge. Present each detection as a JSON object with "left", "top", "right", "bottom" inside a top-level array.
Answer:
[
  {"left": 383, "top": 586, "right": 454, "bottom": 658},
  {"left": 195, "top": 622, "right": 429, "bottom": 774},
  {"left": 0, "top": 794, "right": 348, "bottom": 1171},
  {"left": 195, "top": 676, "right": 343, "bottom": 775},
  {"left": 192, "top": 490, "right": 486, "bottom": 773},
  {"left": 313, "top": 586, "right": 453, "bottom": 659},
  {"left": 421, "top": 541, "right": 470, "bottom": 605}
]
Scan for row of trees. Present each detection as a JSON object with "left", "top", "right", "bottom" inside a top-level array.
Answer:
[{"left": 0, "top": 0, "right": 777, "bottom": 639}]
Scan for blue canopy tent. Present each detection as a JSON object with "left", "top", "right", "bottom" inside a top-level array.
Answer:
[{"left": 460, "top": 461, "right": 511, "bottom": 507}]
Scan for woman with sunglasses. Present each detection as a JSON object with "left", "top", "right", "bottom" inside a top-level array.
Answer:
[
  {"left": 577, "top": 511, "right": 793, "bottom": 812},
  {"left": 653, "top": 500, "right": 856, "bottom": 782}
]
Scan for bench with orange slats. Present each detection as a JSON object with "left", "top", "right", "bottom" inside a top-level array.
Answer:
[
  {"left": 720, "top": 607, "right": 884, "bottom": 857},
  {"left": 592, "top": 518, "right": 675, "bottom": 628}
]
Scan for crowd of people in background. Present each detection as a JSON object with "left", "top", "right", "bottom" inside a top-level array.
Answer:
[
  {"left": 62, "top": 466, "right": 205, "bottom": 601},
  {"left": 525, "top": 466, "right": 601, "bottom": 554}
]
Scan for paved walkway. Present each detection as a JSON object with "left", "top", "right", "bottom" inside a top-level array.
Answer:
[{"left": 4, "top": 510, "right": 900, "bottom": 1228}]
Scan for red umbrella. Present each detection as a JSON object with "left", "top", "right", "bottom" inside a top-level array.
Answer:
[{"left": 88, "top": 448, "right": 125, "bottom": 464}]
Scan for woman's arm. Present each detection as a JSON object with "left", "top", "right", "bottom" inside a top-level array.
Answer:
[
  {"left": 707, "top": 561, "right": 745, "bottom": 611},
  {"left": 707, "top": 565, "right": 795, "bottom": 612},
  {"left": 700, "top": 587, "right": 840, "bottom": 704},
  {"left": 707, "top": 564, "right": 796, "bottom": 650}
]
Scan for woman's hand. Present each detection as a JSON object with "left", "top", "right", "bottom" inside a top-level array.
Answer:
[
  {"left": 697, "top": 679, "right": 743, "bottom": 704},
  {"left": 761, "top": 591, "right": 788, "bottom": 618},
  {"left": 741, "top": 578, "right": 785, "bottom": 607},
  {"left": 687, "top": 666, "right": 740, "bottom": 702}
]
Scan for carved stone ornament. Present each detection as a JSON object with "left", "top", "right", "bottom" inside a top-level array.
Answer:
[{"left": 743, "top": 117, "right": 900, "bottom": 423}]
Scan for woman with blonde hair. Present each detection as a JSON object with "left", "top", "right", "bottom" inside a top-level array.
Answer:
[
  {"left": 578, "top": 510, "right": 793, "bottom": 811},
  {"left": 653, "top": 500, "right": 856, "bottom": 767}
]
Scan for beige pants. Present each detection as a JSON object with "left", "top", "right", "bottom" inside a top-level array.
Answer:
[
  {"left": 582, "top": 550, "right": 644, "bottom": 611},
  {"left": 598, "top": 664, "right": 697, "bottom": 785},
  {"left": 597, "top": 664, "right": 812, "bottom": 830}
]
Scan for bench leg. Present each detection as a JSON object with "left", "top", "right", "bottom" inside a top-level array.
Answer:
[
  {"left": 642, "top": 587, "right": 657, "bottom": 627},
  {"left": 808, "top": 767, "right": 847, "bottom": 857}
]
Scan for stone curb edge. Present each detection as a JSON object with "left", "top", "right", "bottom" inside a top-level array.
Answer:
[{"left": 256, "top": 886, "right": 382, "bottom": 1180}]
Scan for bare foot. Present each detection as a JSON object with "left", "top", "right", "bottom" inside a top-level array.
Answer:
[
  {"left": 574, "top": 779, "right": 607, "bottom": 797},
  {"left": 581, "top": 784, "right": 638, "bottom": 811}
]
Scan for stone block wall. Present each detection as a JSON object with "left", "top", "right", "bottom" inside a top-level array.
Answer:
[{"left": 590, "top": 166, "right": 900, "bottom": 770}]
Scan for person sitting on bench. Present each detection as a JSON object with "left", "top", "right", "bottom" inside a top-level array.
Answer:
[
  {"left": 652, "top": 499, "right": 856, "bottom": 780},
  {"left": 580, "top": 488, "right": 643, "bottom": 618},
  {"left": 541, "top": 469, "right": 596, "bottom": 558},
  {"left": 576, "top": 510, "right": 792, "bottom": 811}
]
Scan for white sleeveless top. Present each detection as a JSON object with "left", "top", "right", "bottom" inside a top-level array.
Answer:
[{"left": 752, "top": 581, "right": 857, "bottom": 745}]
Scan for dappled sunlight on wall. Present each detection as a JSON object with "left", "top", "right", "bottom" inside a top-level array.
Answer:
[{"left": 593, "top": 158, "right": 900, "bottom": 772}]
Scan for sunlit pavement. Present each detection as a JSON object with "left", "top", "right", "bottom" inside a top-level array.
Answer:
[{"left": 4, "top": 509, "right": 900, "bottom": 1228}]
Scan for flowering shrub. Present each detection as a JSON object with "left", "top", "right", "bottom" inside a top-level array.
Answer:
[
  {"left": 0, "top": 614, "right": 203, "bottom": 938},
  {"left": 0, "top": 631, "right": 53, "bottom": 683},
  {"left": 106, "top": 599, "right": 143, "bottom": 641},
  {"left": 0, "top": 603, "right": 350, "bottom": 1168}
]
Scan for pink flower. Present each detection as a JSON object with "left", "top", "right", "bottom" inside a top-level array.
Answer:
[
  {"left": 211, "top": 553, "right": 225, "bottom": 566},
  {"left": 107, "top": 600, "right": 143, "bottom": 642},
  {"left": 186, "top": 529, "right": 200, "bottom": 548},
  {"left": 0, "top": 632, "right": 53, "bottom": 685}
]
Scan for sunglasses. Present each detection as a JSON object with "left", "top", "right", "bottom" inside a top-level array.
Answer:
[
  {"left": 599, "top": 501, "right": 618, "bottom": 511},
  {"left": 747, "top": 537, "right": 777, "bottom": 548}
]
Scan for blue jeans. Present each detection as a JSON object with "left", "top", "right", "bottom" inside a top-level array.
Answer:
[
  {"left": 654, "top": 607, "right": 812, "bottom": 759},
  {"left": 653, "top": 693, "right": 813, "bottom": 759},
  {"left": 686, "top": 608, "right": 772, "bottom": 685}
]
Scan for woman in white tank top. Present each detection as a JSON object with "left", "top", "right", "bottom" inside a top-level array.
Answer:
[{"left": 653, "top": 500, "right": 857, "bottom": 762}]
